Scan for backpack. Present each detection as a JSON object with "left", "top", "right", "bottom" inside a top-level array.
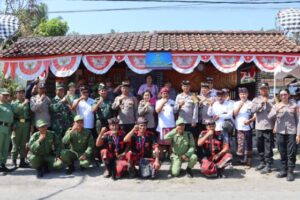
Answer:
[
  {"left": 200, "top": 157, "right": 217, "bottom": 175},
  {"left": 139, "top": 158, "right": 155, "bottom": 178}
]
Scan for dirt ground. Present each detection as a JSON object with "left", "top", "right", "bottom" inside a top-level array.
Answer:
[{"left": 1, "top": 150, "right": 300, "bottom": 200}]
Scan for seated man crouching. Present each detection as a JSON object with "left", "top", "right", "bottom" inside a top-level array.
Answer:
[
  {"left": 198, "top": 119, "right": 232, "bottom": 178},
  {"left": 60, "top": 115, "right": 95, "bottom": 174},
  {"left": 124, "top": 117, "right": 160, "bottom": 179},
  {"left": 96, "top": 117, "right": 129, "bottom": 180},
  {"left": 164, "top": 118, "right": 198, "bottom": 178},
  {"left": 28, "top": 119, "right": 63, "bottom": 178}
]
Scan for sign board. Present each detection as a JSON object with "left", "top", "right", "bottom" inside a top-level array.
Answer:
[{"left": 145, "top": 52, "right": 172, "bottom": 69}]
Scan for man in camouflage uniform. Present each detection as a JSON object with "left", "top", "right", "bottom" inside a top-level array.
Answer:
[
  {"left": 0, "top": 88, "right": 14, "bottom": 174},
  {"left": 92, "top": 83, "right": 113, "bottom": 134},
  {"left": 61, "top": 115, "right": 94, "bottom": 174},
  {"left": 49, "top": 83, "right": 72, "bottom": 138},
  {"left": 11, "top": 86, "right": 31, "bottom": 168},
  {"left": 28, "top": 119, "right": 63, "bottom": 178}
]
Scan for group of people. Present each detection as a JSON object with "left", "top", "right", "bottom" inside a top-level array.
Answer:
[{"left": 0, "top": 75, "right": 300, "bottom": 182}]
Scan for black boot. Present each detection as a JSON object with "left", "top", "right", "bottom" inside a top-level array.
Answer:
[
  {"left": 19, "top": 158, "right": 30, "bottom": 168},
  {"left": 36, "top": 168, "right": 44, "bottom": 178},
  {"left": 66, "top": 163, "right": 75, "bottom": 175},
  {"left": 43, "top": 163, "right": 50, "bottom": 174},
  {"left": 276, "top": 166, "right": 287, "bottom": 178},
  {"left": 186, "top": 167, "right": 194, "bottom": 178},
  {"left": 261, "top": 164, "right": 271, "bottom": 174},
  {"left": 287, "top": 168, "right": 295, "bottom": 182},
  {"left": 1, "top": 164, "right": 12, "bottom": 173},
  {"left": 255, "top": 162, "right": 265, "bottom": 171}
]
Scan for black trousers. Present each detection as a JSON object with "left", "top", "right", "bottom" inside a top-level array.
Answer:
[
  {"left": 120, "top": 124, "right": 135, "bottom": 135},
  {"left": 185, "top": 123, "right": 198, "bottom": 140},
  {"left": 256, "top": 129, "right": 274, "bottom": 165},
  {"left": 277, "top": 133, "right": 297, "bottom": 171}
]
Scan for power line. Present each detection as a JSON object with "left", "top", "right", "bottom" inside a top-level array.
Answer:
[{"left": 76, "top": 0, "right": 300, "bottom": 4}]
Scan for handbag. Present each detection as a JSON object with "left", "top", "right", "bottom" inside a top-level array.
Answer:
[{"left": 139, "top": 158, "right": 155, "bottom": 178}]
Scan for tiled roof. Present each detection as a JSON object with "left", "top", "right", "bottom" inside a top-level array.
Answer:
[{"left": 1, "top": 30, "right": 300, "bottom": 58}]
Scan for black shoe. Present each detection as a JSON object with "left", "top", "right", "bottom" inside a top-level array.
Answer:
[
  {"left": 12, "top": 159, "right": 18, "bottom": 168},
  {"left": 1, "top": 164, "right": 13, "bottom": 173},
  {"left": 66, "top": 164, "right": 75, "bottom": 175},
  {"left": 43, "top": 164, "right": 50, "bottom": 174},
  {"left": 287, "top": 172, "right": 295, "bottom": 182},
  {"left": 36, "top": 168, "right": 44, "bottom": 178},
  {"left": 128, "top": 167, "right": 136, "bottom": 178},
  {"left": 186, "top": 167, "right": 194, "bottom": 178},
  {"left": 255, "top": 163, "right": 265, "bottom": 171},
  {"left": 19, "top": 159, "right": 30, "bottom": 168},
  {"left": 261, "top": 165, "right": 271, "bottom": 174},
  {"left": 276, "top": 171, "right": 287, "bottom": 178}
]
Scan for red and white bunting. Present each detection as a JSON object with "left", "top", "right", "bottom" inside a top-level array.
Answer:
[
  {"left": 172, "top": 54, "right": 201, "bottom": 74},
  {"left": 82, "top": 55, "right": 115, "bottom": 74},
  {"left": 210, "top": 55, "right": 243, "bottom": 73},
  {"left": 50, "top": 55, "right": 81, "bottom": 77},
  {"left": 253, "top": 56, "right": 283, "bottom": 72},
  {"left": 125, "top": 54, "right": 152, "bottom": 74},
  {"left": 16, "top": 60, "right": 45, "bottom": 80}
]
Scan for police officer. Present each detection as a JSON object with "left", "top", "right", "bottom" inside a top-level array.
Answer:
[
  {"left": 92, "top": 83, "right": 113, "bottom": 134},
  {"left": 49, "top": 83, "right": 72, "bottom": 138},
  {"left": 0, "top": 88, "right": 14, "bottom": 174},
  {"left": 11, "top": 86, "right": 31, "bottom": 168},
  {"left": 164, "top": 118, "right": 198, "bottom": 178},
  {"left": 61, "top": 115, "right": 94, "bottom": 175},
  {"left": 30, "top": 83, "right": 51, "bottom": 127},
  {"left": 174, "top": 80, "right": 198, "bottom": 134},
  {"left": 112, "top": 81, "right": 138, "bottom": 134},
  {"left": 268, "top": 89, "right": 300, "bottom": 181},
  {"left": 251, "top": 82, "right": 275, "bottom": 174},
  {"left": 28, "top": 119, "right": 63, "bottom": 178}
]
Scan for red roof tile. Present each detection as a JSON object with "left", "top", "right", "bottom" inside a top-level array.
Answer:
[{"left": 1, "top": 30, "right": 300, "bottom": 58}]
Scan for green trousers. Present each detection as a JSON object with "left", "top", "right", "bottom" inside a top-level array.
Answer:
[
  {"left": 29, "top": 154, "right": 63, "bottom": 169},
  {"left": 11, "top": 122, "right": 30, "bottom": 160},
  {"left": 60, "top": 149, "right": 90, "bottom": 168},
  {"left": 0, "top": 126, "right": 11, "bottom": 165},
  {"left": 170, "top": 153, "right": 198, "bottom": 177}
]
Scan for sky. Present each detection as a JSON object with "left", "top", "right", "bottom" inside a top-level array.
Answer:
[{"left": 40, "top": 0, "right": 300, "bottom": 34}]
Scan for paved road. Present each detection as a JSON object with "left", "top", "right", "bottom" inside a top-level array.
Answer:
[{"left": 1, "top": 153, "right": 300, "bottom": 200}]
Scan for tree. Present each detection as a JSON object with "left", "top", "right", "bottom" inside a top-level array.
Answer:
[{"left": 34, "top": 17, "right": 69, "bottom": 36}]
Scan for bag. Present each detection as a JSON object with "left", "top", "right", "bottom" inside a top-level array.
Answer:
[
  {"left": 222, "top": 119, "right": 234, "bottom": 135},
  {"left": 200, "top": 158, "right": 217, "bottom": 175},
  {"left": 139, "top": 158, "right": 155, "bottom": 178}
]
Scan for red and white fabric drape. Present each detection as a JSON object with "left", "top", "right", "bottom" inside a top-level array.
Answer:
[{"left": 1, "top": 53, "right": 300, "bottom": 80}]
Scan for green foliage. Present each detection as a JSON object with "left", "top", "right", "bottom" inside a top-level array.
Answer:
[
  {"left": 0, "top": 72, "right": 20, "bottom": 95},
  {"left": 34, "top": 17, "right": 69, "bottom": 36}
]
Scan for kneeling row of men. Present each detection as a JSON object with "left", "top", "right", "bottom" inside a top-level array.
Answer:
[{"left": 28, "top": 115, "right": 232, "bottom": 179}]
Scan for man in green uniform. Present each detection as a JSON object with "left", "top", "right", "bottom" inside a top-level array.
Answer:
[
  {"left": 164, "top": 118, "right": 198, "bottom": 178},
  {"left": 28, "top": 119, "right": 63, "bottom": 178},
  {"left": 11, "top": 86, "right": 31, "bottom": 168},
  {"left": 66, "top": 82, "right": 78, "bottom": 117},
  {"left": 0, "top": 88, "right": 14, "bottom": 174},
  {"left": 61, "top": 115, "right": 94, "bottom": 174},
  {"left": 49, "top": 83, "right": 72, "bottom": 138},
  {"left": 92, "top": 83, "right": 113, "bottom": 134}
]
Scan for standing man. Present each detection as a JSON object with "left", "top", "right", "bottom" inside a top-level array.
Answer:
[
  {"left": 49, "top": 83, "right": 72, "bottom": 138},
  {"left": 72, "top": 86, "right": 95, "bottom": 138},
  {"left": 28, "top": 119, "right": 63, "bottom": 178},
  {"left": 0, "top": 88, "right": 14, "bottom": 174},
  {"left": 61, "top": 115, "right": 94, "bottom": 174},
  {"left": 251, "top": 82, "right": 275, "bottom": 174},
  {"left": 11, "top": 86, "right": 31, "bottom": 168},
  {"left": 174, "top": 80, "right": 198, "bottom": 134},
  {"left": 30, "top": 83, "right": 51, "bottom": 127},
  {"left": 92, "top": 83, "right": 113, "bottom": 134},
  {"left": 206, "top": 77, "right": 217, "bottom": 98},
  {"left": 197, "top": 82, "right": 214, "bottom": 134},
  {"left": 164, "top": 118, "right": 198, "bottom": 178},
  {"left": 112, "top": 81, "right": 138, "bottom": 134}
]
